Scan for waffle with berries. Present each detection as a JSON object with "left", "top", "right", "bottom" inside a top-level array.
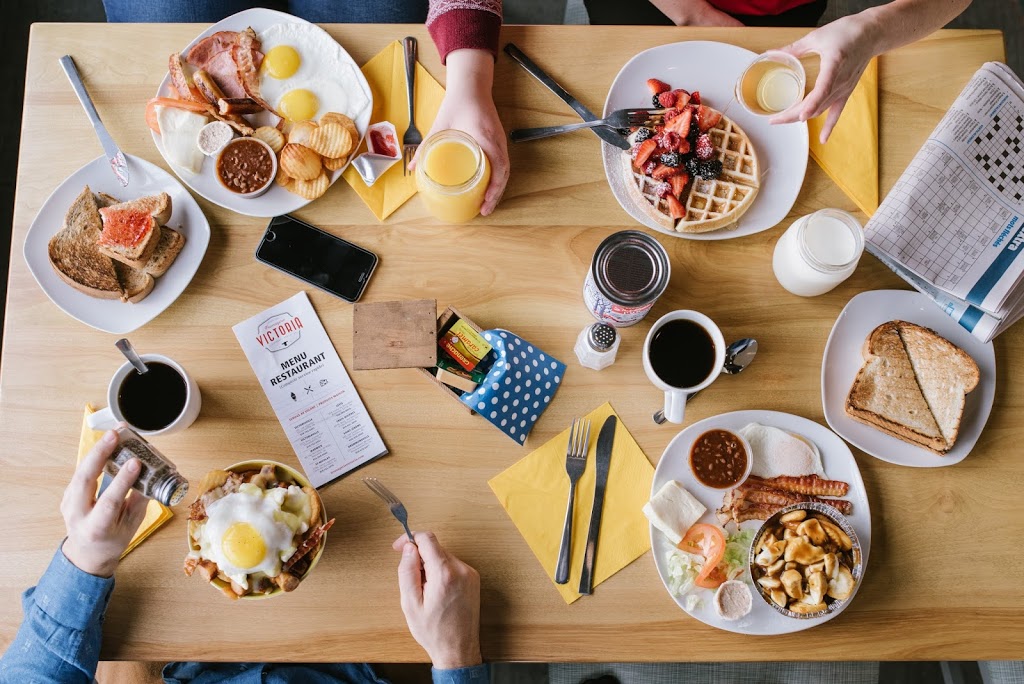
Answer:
[{"left": 622, "top": 80, "right": 760, "bottom": 234}]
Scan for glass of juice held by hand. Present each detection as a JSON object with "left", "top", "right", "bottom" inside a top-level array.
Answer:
[
  {"left": 736, "top": 51, "right": 806, "bottom": 116},
  {"left": 415, "top": 129, "right": 491, "bottom": 223}
]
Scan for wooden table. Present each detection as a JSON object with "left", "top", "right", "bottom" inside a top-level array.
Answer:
[{"left": 3, "top": 24, "right": 1020, "bottom": 663}]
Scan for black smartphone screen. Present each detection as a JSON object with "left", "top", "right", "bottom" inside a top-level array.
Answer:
[{"left": 256, "top": 215, "right": 378, "bottom": 302}]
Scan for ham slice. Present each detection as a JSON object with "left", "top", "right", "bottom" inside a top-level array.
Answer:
[{"left": 184, "top": 28, "right": 263, "bottom": 103}]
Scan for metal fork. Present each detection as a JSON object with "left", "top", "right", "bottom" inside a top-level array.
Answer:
[
  {"left": 401, "top": 36, "right": 422, "bottom": 175},
  {"left": 555, "top": 417, "right": 591, "bottom": 584},
  {"left": 510, "top": 108, "right": 662, "bottom": 143},
  {"left": 363, "top": 477, "right": 414, "bottom": 543}
]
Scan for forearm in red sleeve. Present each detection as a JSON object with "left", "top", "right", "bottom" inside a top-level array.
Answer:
[{"left": 427, "top": 0, "right": 503, "bottom": 64}]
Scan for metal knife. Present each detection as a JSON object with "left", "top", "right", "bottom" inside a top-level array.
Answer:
[
  {"left": 578, "top": 414, "right": 617, "bottom": 594},
  {"left": 59, "top": 55, "right": 129, "bottom": 187},
  {"left": 503, "top": 43, "right": 630, "bottom": 151}
]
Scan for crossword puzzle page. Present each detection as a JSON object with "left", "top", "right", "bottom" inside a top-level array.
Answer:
[{"left": 865, "top": 63, "right": 1024, "bottom": 341}]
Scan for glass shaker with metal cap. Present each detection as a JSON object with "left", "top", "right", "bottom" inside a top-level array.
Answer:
[
  {"left": 575, "top": 322, "right": 621, "bottom": 370},
  {"left": 105, "top": 427, "right": 189, "bottom": 506}
]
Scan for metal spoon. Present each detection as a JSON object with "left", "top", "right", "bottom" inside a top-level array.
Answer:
[
  {"left": 653, "top": 338, "right": 758, "bottom": 425},
  {"left": 115, "top": 338, "right": 149, "bottom": 375}
]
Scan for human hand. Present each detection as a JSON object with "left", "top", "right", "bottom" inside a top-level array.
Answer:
[
  {"left": 60, "top": 429, "right": 149, "bottom": 577},
  {"left": 769, "top": 14, "right": 877, "bottom": 143},
  {"left": 393, "top": 531, "right": 482, "bottom": 670},
  {"left": 410, "top": 48, "right": 509, "bottom": 216},
  {"left": 651, "top": 0, "right": 743, "bottom": 26}
]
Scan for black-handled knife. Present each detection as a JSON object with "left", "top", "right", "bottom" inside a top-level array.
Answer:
[
  {"left": 579, "top": 414, "right": 616, "bottom": 594},
  {"left": 503, "top": 43, "right": 630, "bottom": 151}
]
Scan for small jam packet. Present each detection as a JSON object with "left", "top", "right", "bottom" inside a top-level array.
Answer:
[{"left": 351, "top": 121, "right": 402, "bottom": 187}]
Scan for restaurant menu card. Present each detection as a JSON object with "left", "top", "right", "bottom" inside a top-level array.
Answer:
[
  {"left": 865, "top": 62, "right": 1024, "bottom": 342},
  {"left": 233, "top": 292, "right": 387, "bottom": 487}
]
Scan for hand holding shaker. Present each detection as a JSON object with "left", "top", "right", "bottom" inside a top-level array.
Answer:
[{"left": 642, "top": 311, "right": 726, "bottom": 424}]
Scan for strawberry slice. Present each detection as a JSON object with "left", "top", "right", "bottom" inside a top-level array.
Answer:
[
  {"left": 634, "top": 138, "right": 658, "bottom": 167},
  {"left": 657, "top": 91, "right": 677, "bottom": 108},
  {"left": 671, "top": 89, "right": 690, "bottom": 109},
  {"left": 647, "top": 78, "right": 671, "bottom": 95},
  {"left": 667, "top": 194, "right": 686, "bottom": 219},
  {"left": 690, "top": 91, "right": 701, "bottom": 105},
  {"left": 677, "top": 138, "right": 691, "bottom": 155},
  {"left": 664, "top": 107, "right": 692, "bottom": 135},
  {"left": 651, "top": 164, "right": 678, "bottom": 180},
  {"left": 669, "top": 173, "right": 689, "bottom": 198},
  {"left": 696, "top": 105, "right": 722, "bottom": 132}
]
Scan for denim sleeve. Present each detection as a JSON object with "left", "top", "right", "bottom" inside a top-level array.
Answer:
[
  {"left": 432, "top": 664, "right": 490, "bottom": 684},
  {"left": 0, "top": 547, "right": 113, "bottom": 684}
]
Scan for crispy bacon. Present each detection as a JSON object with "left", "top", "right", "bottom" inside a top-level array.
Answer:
[
  {"left": 183, "top": 556, "right": 198, "bottom": 577},
  {"left": 748, "top": 474, "right": 850, "bottom": 497},
  {"left": 168, "top": 53, "right": 205, "bottom": 103},
  {"left": 184, "top": 28, "right": 263, "bottom": 101},
  {"left": 283, "top": 518, "right": 335, "bottom": 573},
  {"left": 234, "top": 29, "right": 277, "bottom": 115}
]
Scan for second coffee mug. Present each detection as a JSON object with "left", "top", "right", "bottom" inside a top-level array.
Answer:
[
  {"left": 643, "top": 311, "right": 725, "bottom": 424},
  {"left": 88, "top": 354, "right": 201, "bottom": 436}
]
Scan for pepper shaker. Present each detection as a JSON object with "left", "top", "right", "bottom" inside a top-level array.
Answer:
[
  {"left": 105, "top": 427, "right": 189, "bottom": 506},
  {"left": 575, "top": 322, "right": 620, "bottom": 370}
]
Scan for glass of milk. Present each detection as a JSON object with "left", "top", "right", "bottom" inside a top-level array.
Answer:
[{"left": 772, "top": 209, "right": 864, "bottom": 296}]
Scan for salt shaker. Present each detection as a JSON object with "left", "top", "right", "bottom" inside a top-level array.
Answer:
[
  {"left": 105, "top": 427, "right": 189, "bottom": 506},
  {"left": 575, "top": 323, "right": 620, "bottom": 370}
]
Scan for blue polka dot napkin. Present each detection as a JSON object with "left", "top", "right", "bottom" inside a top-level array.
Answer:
[{"left": 458, "top": 329, "right": 566, "bottom": 444}]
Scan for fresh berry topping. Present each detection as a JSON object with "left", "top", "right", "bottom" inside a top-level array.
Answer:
[
  {"left": 651, "top": 163, "right": 678, "bottom": 180},
  {"left": 652, "top": 93, "right": 662, "bottom": 107},
  {"left": 643, "top": 160, "right": 657, "bottom": 175},
  {"left": 655, "top": 130, "right": 680, "bottom": 150},
  {"left": 667, "top": 194, "right": 686, "bottom": 219},
  {"left": 696, "top": 133, "right": 715, "bottom": 160},
  {"left": 671, "top": 89, "right": 690, "bottom": 109},
  {"left": 634, "top": 138, "right": 658, "bottom": 167},
  {"left": 659, "top": 152, "right": 682, "bottom": 167},
  {"left": 647, "top": 78, "right": 671, "bottom": 95},
  {"left": 669, "top": 173, "right": 689, "bottom": 198},
  {"left": 654, "top": 181, "right": 672, "bottom": 198},
  {"left": 633, "top": 127, "right": 655, "bottom": 143},
  {"left": 684, "top": 156, "right": 700, "bottom": 176},
  {"left": 696, "top": 105, "right": 722, "bottom": 133},
  {"left": 664, "top": 107, "right": 692, "bottom": 135},
  {"left": 689, "top": 91, "right": 701, "bottom": 105},
  {"left": 657, "top": 91, "right": 677, "bottom": 108},
  {"left": 677, "top": 138, "right": 691, "bottom": 155},
  {"left": 686, "top": 158, "right": 723, "bottom": 180}
]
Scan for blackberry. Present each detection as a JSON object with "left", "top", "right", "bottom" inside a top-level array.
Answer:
[
  {"left": 689, "top": 159, "right": 723, "bottom": 180},
  {"left": 633, "top": 127, "right": 655, "bottom": 143},
  {"left": 652, "top": 93, "right": 662, "bottom": 107},
  {"left": 659, "top": 152, "right": 682, "bottom": 167},
  {"left": 684, "top": 155, "right": 700, "bottom": 176}
]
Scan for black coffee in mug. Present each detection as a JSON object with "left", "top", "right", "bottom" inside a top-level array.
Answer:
[
  {"left": 117, "top": 362, "right": 187, "bottom": 431},
  {"left": 649, "top": 319, "right": 717, "bottom": 388}
]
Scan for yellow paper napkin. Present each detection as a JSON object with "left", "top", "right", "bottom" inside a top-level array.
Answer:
[
  {"left": 78, "top": 406, "right": 173, "bottom": 558},
  {"left": 343, "top": 40, "right": 445, "bottom": 220},
  {"left": 488, "top": 403, "right": 654, "bottom": 604},
  {"left": 809, "top": 57, "right": 879, "bottom": 216}
]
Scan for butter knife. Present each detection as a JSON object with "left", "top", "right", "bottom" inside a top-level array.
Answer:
[
  {"left": 503, "top": 43, "right": 630, "bottom": 151},
  {"left": 579, "top": 414, "right": 617, "bottom": 594},
  {"left": 59, "top": 55, "right": 129, "bottom": 187}
]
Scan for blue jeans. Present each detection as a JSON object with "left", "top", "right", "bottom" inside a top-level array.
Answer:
[{"left": 102, "top": 0, "right": 428, "bottom": 23}]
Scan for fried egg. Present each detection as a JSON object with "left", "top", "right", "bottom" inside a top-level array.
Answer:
[
  {"left": 258, "top": 22, "right": 369, "bottom": 123},
  {"left": 195, "top": 483, "right": 312, "bottom": 589}
]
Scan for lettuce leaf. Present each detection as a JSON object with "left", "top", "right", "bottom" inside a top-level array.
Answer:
[
  {"left": 665, "top": 548, "right": 703, "bottom": 596},
  {"left": 723, "top": 528, "right": 756, "bottom": 580}
]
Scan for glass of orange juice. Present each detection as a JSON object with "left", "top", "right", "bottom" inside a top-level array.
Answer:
[
  {"left": 415, "top": 129, "right": 491, "bottom": 223},
  {"left": 735, "top": 51, "right": 806, "bottom": 116}
]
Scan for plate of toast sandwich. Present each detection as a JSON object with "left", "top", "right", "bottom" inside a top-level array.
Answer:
[
  {"left": 602, "top": 41, "right": 808, "bottom": 240},
  {"left": 23, "top": 153, "right": 210, "bottom": 334},
  {"left": 821, "top": 290, "right": 995, "bottom": 467}
]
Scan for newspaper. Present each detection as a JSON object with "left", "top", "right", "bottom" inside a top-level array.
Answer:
[
  {"left": 233, "top": 292, "right": 387, "bottom": 487},
  {"left": 864, "top": 62, "right": 1024, "bottom": 343}
]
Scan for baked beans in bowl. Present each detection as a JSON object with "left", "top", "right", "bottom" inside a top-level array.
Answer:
[{"left": 216, "top": 137, "right": 277, "bottom": 198}]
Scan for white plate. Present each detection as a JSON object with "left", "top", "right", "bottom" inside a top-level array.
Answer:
[
  {"left": 602, "top": 41, "right": 808, "bottom": 240},
  {"left": 23, "top": 154, "right": 211, "bottom": 334},
  {"left": 151, "top": 8, "right": 372, "bottom": 218},
  {"left": 650, "top": 410, "right": 871, "bottom": 635},
  {"left": 821, "top": 290, "right": 996, "bottom": 467}
]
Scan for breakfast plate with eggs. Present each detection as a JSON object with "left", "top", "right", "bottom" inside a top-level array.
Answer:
[
  {"left": 149, "top": 8, "right": 372, "bottom": 217},
  {"left": 184, "top": 460, "right": 335, "bottom": 599}
]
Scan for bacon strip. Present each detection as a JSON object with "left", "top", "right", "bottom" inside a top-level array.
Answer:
[
  {"left": 168, "top": 53, "right": 205, "bottom": 103},
  {"left": 748, "top": 474, "right": 849, "bottom": 497},
  {"left": 233, "top": 31, "right": 277, "bottom": 116},
  {"left": 283, "top": 518, "right": 335, "bottom": 573}
]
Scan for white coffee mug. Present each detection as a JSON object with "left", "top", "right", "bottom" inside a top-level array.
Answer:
[
  {"left": 87, "top": 354, "right": 201, "bottom": 436},
  {"left": 642, "top": 311, "right": 726, "bottom": 425}
]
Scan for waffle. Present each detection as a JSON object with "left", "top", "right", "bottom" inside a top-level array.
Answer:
[{"left": 623, "top": 111, "right": 760, "bottom": 234}]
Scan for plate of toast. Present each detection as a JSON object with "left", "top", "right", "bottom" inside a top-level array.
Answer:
[
  {"left": 23, "top": 153, "right": 210, "bottom": 334},
  {"left": 602, "top": 41, "right": 808, "bottom": 240},
  {"left": 821, "top": 290, "right": 995, "bottom": 467}
]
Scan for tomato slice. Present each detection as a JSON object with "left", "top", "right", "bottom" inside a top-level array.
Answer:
[{"left": 678, "top": 523, "right": 728, "bottom": 589}]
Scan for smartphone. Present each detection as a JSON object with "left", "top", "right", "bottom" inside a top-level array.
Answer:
[{"left": 256, "top": 215, "right": 378, "bottom": 303}]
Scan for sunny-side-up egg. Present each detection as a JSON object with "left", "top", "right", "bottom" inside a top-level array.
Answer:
[
  {"left": 195, "top": 482, "right": 313, "bottom": 589},
  {"left": 258, "top": 22, "right": 370, "bottom": 124}
]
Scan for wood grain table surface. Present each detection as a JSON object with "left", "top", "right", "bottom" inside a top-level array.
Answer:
[{"left": 2, "top": 23, "right": 1020, "bottom": 663}]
